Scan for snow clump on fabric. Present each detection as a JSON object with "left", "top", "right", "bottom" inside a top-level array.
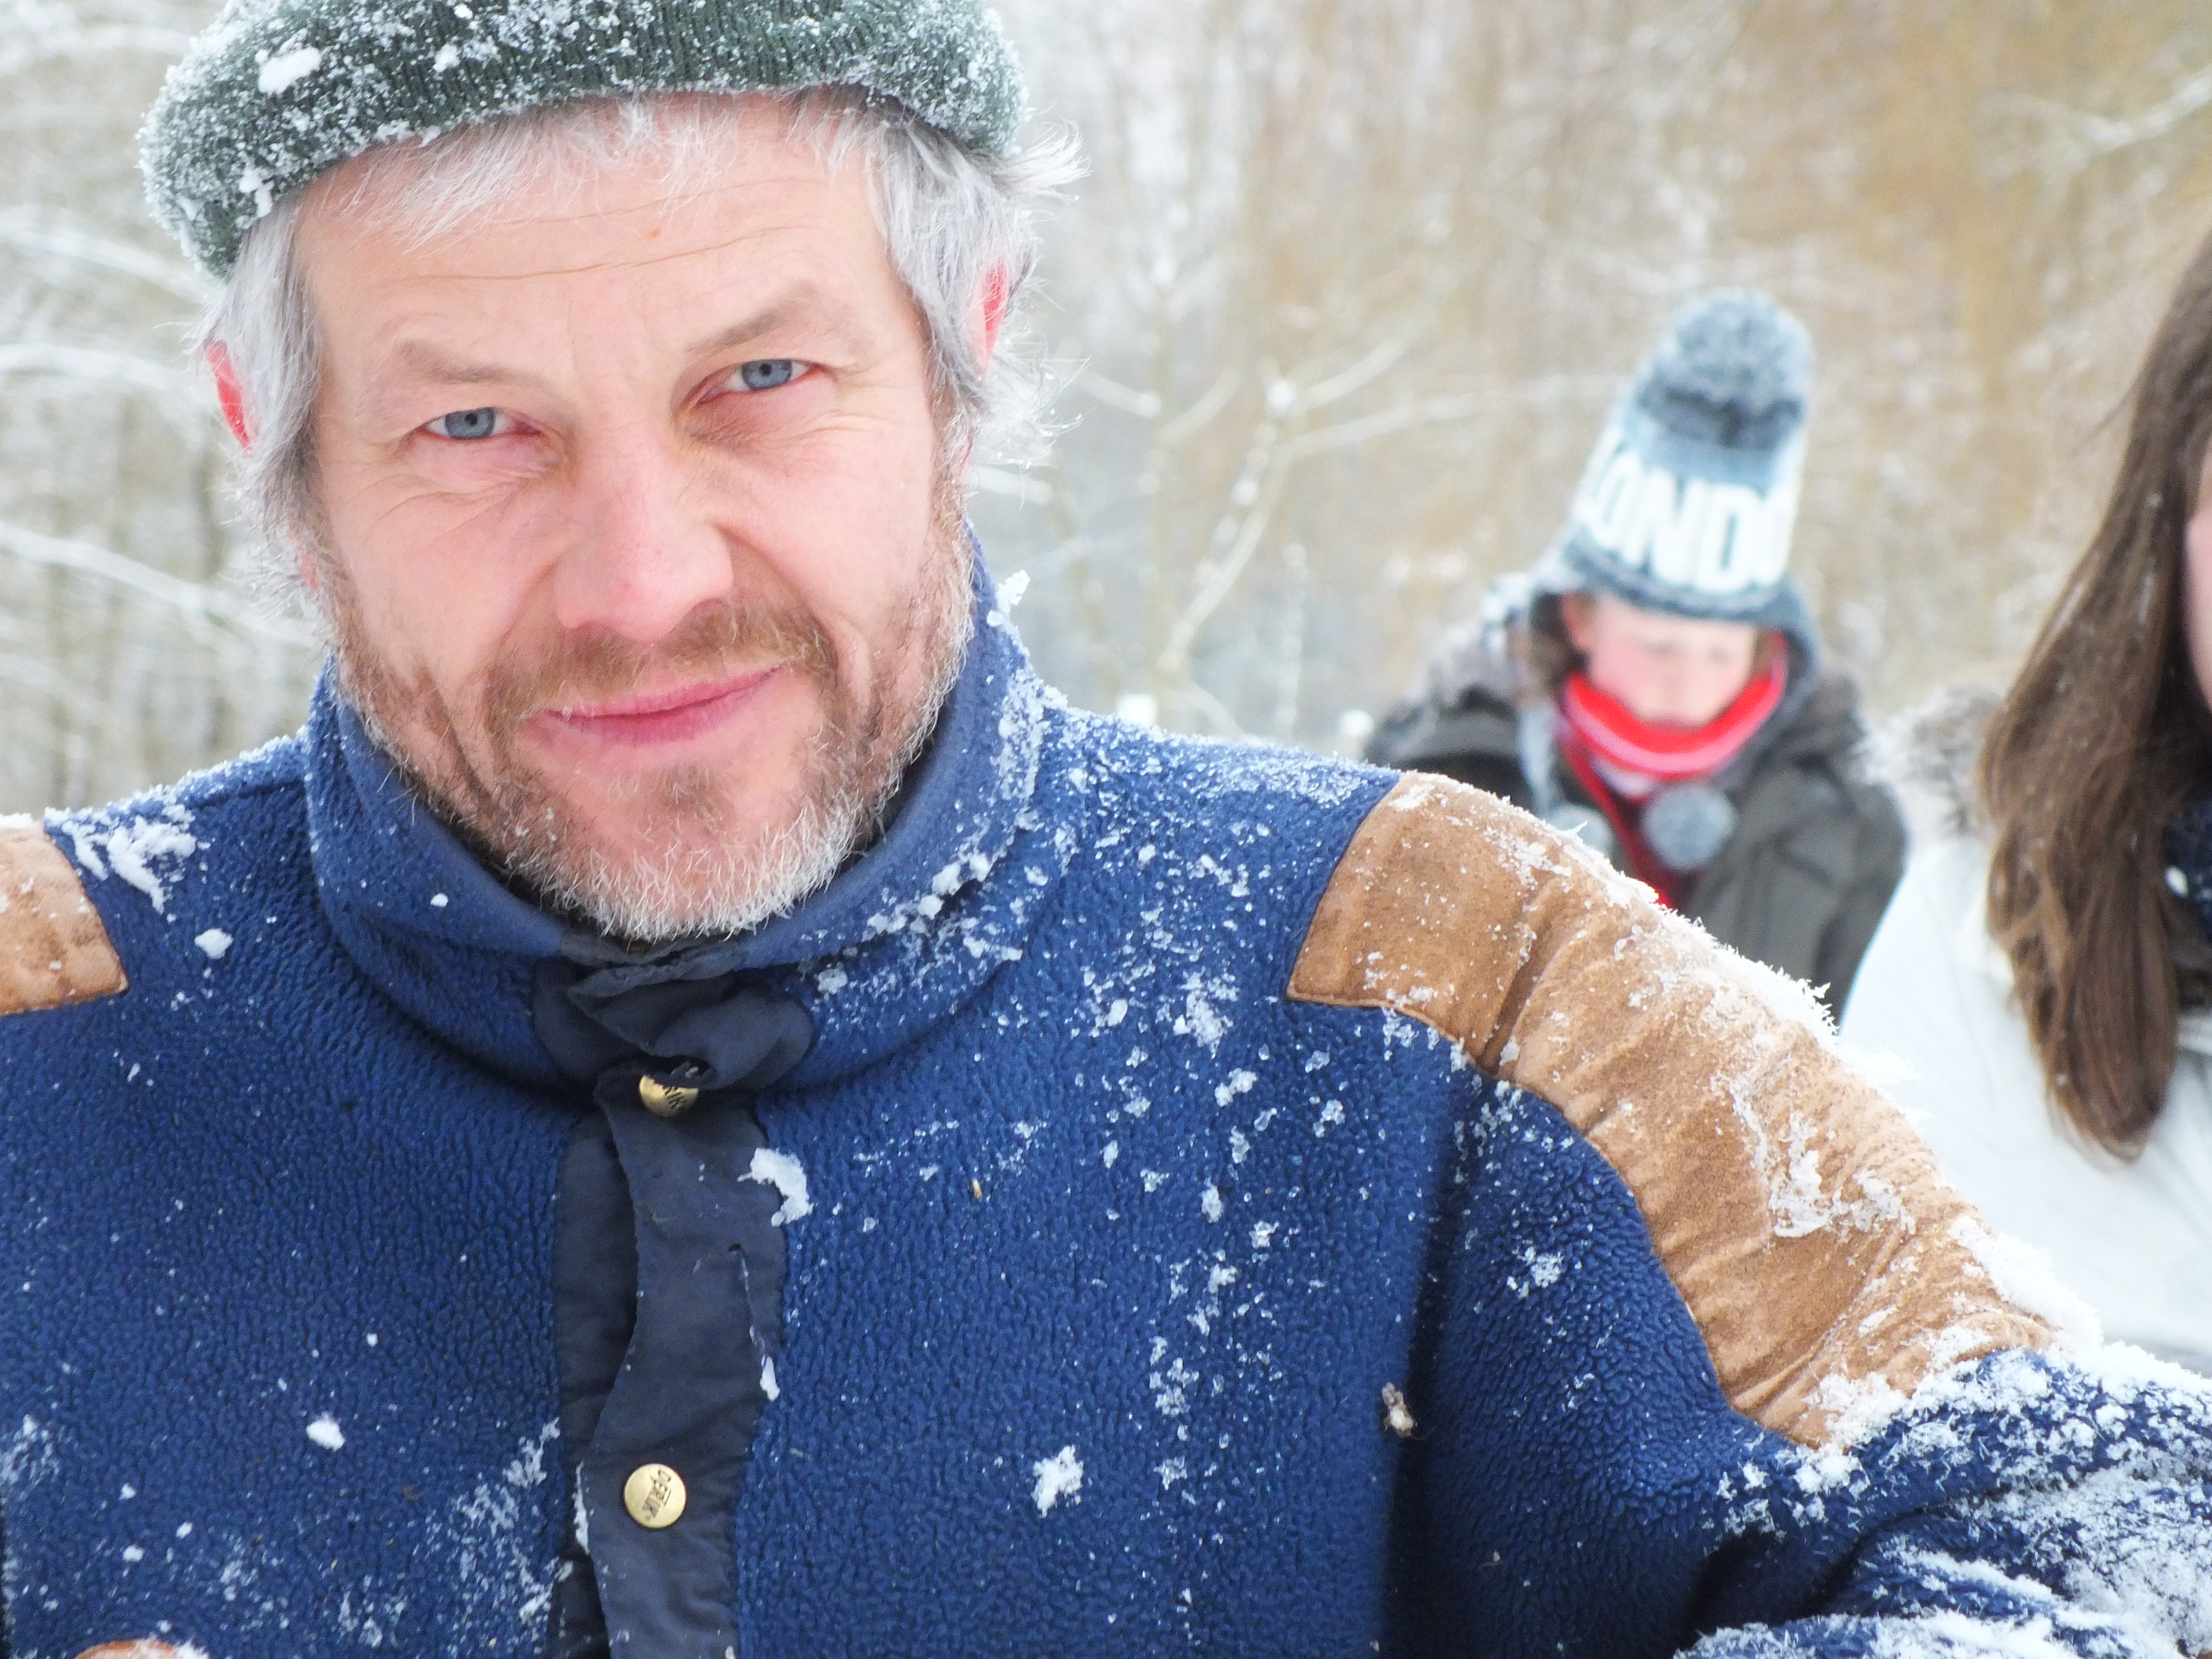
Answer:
[
  {"left": 1030, "top": 1445, "right": 1082, "bottom": 1515},
  {"left": 54, "top": 797, "right": 199, "bottom": 917}
]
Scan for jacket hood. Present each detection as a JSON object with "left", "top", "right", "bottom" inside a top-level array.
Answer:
[{"left": 1863, "top": 683, "right": 1998, "bottom": 849}]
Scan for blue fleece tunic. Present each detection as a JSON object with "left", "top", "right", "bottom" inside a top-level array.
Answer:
[{"left": 2, "top": 592, "right": 2211, "bottom": 1658}]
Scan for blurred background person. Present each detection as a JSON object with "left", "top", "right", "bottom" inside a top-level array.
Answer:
[
  {"left": 1842, "top": 228, "right": 2212, "bottom": 1374},
  {"left": 1367, "top": 292, "right": 1905, "bottom": 1016}
]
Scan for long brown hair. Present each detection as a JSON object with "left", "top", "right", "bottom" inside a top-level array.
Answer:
[{"left": 1982, "top": 227, "right": 2212, "bottom": 1156}]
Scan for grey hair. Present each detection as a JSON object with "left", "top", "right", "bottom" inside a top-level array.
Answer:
[{"left": 200, "top": 90, "right": 1076, "bottom": 585}]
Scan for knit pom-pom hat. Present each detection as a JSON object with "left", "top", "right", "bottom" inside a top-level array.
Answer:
[
  {"left": 140, "top": 0, "right": 1027, "bottom": 278},
  {"left": 1535, "top": 290, "right": 1815, "bottom": 642}
]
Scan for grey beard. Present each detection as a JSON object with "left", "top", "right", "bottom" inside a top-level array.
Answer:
[
  {"left": 496, "top": 590, "right": 971, "bottom": 944},
  {"left": 323, "top": 518, "right": 975, "bottom": 947}
]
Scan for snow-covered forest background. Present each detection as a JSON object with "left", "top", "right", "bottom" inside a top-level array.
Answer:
[{"left": 5, "top": 0, "right": 2212, "bottom": 811}]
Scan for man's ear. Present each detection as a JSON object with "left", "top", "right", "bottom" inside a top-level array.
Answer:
[
  {"left": 206, "top": 342, "right": 251, "bottom": 449},
  {"left": 977, "top": 264, "right": 1010, "bottom": 362}
]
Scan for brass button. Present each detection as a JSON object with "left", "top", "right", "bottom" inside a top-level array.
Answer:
[
  {"left": 624, "top": 1462, "right": 686, "bottom": 1528},
  {"left": 637, "top": 1076, "right": 700, "bottom": 1117}
]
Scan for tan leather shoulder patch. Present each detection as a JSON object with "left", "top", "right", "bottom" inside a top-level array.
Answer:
[
  {"left": 0, "top": 817, "right": 127, "bottom": 1015},
  {"left": 1291, "top": 773, "right": 2050, "bottom": 1446}
]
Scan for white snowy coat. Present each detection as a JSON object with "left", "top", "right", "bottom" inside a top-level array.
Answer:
[{"left": 1841, "top": 831, "right": 2212, "bottom": 1372}]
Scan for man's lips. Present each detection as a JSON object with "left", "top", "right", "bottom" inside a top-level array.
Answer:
[{"left": 533, "top": 665, "right": 785, "bottom": 749}]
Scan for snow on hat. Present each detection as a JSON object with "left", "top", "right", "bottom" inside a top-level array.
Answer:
[
  {"left": 1535, "top": 290, "right": 1814, "bottom": 634},
  {"left": 140, "top": 0, "right": 1027, "bottom": 278}
]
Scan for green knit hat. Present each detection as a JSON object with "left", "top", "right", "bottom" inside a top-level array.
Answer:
[{"left": 140, "top": 0, "right": 1026, "bottom": 278}]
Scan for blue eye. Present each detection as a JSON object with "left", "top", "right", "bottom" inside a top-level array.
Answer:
[
  {"left": 435, "top": 407, "right": 500, "bottom": 440},
  {"left": 737, "top": 360, "right": 800, "bottom": 391}
]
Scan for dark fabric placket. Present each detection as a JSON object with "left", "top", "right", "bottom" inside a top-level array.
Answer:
[
  {"left": 546, "top": 1111, "right": 633, "bottom": 1659},
  {"left": 533, "top": 958, "right": 817, "bottom": 1659},
  {"left": 545, "top": 1085, "right": 791, "bottom": 1659}
]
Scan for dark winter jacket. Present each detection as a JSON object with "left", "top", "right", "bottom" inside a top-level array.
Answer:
[
  {"left": 0, "top": 567, "right": 2209, "bottom": 1659},
  {"left": 1366, "top": 586, "right": 1904, "bottom": 1015}
]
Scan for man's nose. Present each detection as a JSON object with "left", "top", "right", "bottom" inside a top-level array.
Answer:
[{"left": 549, "top": 422, "right": 734, "bottom": 643}]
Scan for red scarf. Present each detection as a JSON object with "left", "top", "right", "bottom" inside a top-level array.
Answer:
[
  {"left": 1557, "top": 654, "right": 1788, "bottom": 784},
  {"left": 1553, "top": 651, "right": 1788, "bottom": 906}
]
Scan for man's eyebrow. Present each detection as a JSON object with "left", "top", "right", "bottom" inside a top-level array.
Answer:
[
  {"left": 684, "top": 292, "right": 866, "bottom": 364},
  {"left": 687, "top": 302, "right": 799, "bottom": 361},
  {"left": 382, "top": 339, "right": 545, "bottom": 390}
]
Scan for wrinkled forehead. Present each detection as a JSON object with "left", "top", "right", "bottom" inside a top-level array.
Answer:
[
  {"left": 282, "top": 92, "right": 925, "bottom": 430},
  {"left": 299, "top": 91, "right": 848, "bottom": 258}
]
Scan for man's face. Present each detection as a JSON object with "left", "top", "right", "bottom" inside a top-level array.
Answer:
[
  {"left": 1562, "top": 591, "right": 1762, "bottom": 728},
  {"left": 293, "top": 102, "right": 972, "bottom": 940}
]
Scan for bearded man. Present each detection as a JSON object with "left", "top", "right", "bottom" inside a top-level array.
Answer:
[{"left": 0, "top": 3, "right": 2209, "bottom": 1656}]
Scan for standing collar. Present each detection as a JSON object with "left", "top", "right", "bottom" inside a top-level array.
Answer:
[{"left": 305, "top": 558, "right": 1057, "bottom": 1089}]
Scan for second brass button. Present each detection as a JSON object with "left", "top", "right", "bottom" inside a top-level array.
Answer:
[{"left": 624, "top": 1462, "right": 686, "bottom": 1529}]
